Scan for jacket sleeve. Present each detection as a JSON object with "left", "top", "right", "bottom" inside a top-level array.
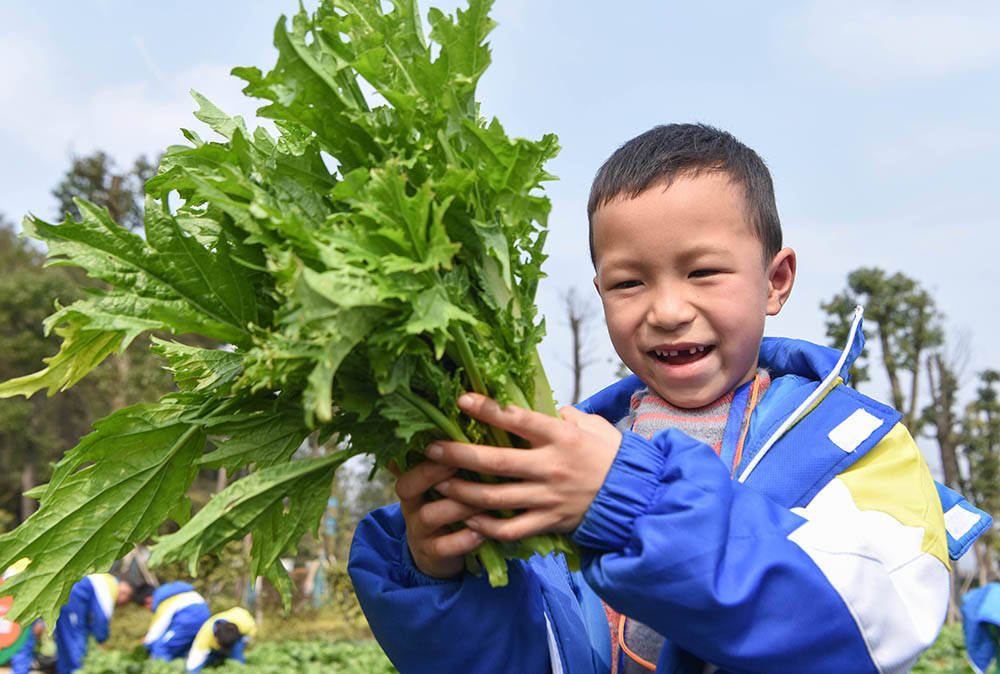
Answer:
[
  {"left": 147, "top": 634, "right": 173, "bottom": 660},
  {"left": 229, "top": 637, "right": 247, "bottom": 664},
  {"left": 573, "top": 426, "right": 950, "bottom": 674},
  {"left": 87, "top": 584, "right": 111, "bottom": 644},
  {"left": 348, "top": 504, "right": 555, "bottom": 674}
]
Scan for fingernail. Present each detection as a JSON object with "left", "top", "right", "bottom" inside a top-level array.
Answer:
[
  {"left": 436, "top": 480, "right": 451, "bottom": 493},
  {"left": 468, "top": 530, "right": 484, "bottom": 545},
  {"left": 457, "top": 393, "right": 474, "bottom": 408},
  {"left": 426, "top": 443, "right": 443, "bottom": 459},
  {"left": 464, "top": 516, "right": 480, "bottom": 531}
]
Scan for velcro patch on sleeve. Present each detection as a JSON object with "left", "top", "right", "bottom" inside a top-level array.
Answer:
[
  {"left": 828, "top": 409, "right": 883, "bottom": 453},
  {"left": 943, "top": 503, "right": 982, "bottom": 541}
]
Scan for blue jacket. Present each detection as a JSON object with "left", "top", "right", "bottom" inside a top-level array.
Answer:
[
  {"left": 961, "top": 583, "right": 1000, "bottom": 674},
  {"left": 350, "top": 312, "right": 990, "bottom": 673},
  {"left": 142, "top": 582, "right": 210, "bottom": 661},
  {"left": 6, "top": 621, "right": 37, "bottom": 674},
  {"left": 54, "top": 574, "right": 120, "bottom": 674}
]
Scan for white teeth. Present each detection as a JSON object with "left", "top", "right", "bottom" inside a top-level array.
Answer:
[{"left": 653, "top": 346, "right": 707, "bottom": 358}]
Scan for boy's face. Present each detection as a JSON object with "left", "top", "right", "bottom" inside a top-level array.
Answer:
[
  {"left": 117, "top": 581, "right": 133, "bottom": 606},
  {"left": 592, "top": 171, "right": 794, "bottom": 408}
]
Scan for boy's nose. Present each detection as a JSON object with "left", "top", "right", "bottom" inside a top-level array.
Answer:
[{"left": 646, "top": 291, "right": 696, "bottom": 331}]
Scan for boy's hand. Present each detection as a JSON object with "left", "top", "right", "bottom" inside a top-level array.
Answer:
[
  {"left": 427, "top": 393, "right": 621, "bottom": 541},
  {"left": 391, "top": 460, "right": 486, "bottom": 579}
]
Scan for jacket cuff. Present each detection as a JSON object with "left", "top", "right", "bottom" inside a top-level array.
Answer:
[
  {"left": 573, "top": 431, "right": 665, "bottom": 551},
  {"left": 395, "top": 535, "right": 462, "bottom": 588}
]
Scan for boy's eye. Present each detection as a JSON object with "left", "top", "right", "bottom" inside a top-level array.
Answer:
[
  {"left": 689, "top": 269, "right": 719, "bottom": 278},
  {"left": 612, "top": 280, "right": 641, "bottom": 289}
]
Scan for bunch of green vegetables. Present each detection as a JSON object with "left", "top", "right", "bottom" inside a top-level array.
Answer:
[{"left": 0, "top": 0, "right": 574, "bottom": 627}]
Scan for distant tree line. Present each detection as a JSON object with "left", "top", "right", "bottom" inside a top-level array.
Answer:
[{"left": 0, "top": 152, "right": 173, "bottom": 526}]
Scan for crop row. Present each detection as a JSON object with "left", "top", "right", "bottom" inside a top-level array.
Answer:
[{"left": 78, "top": 640, "right": 397, "bottom": 674}]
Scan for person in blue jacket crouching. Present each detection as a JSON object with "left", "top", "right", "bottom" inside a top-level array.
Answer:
[
  {"left": 54, "top": 573, "right": 135, "bottom": 673},
  {"left": 134, "top": 581, "right": 210, "bottom": 663}
]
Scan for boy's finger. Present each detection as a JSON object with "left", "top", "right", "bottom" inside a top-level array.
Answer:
[
  {"left": 421, "top": 527, "right": 485, "bottom": 562},
  {"left": 426, "top": 441, "right": 546, "bottom": 480},
  {"left": 463, "top": 510, "right": 561, "bottom": 541},
  {"left": 456, "top": 392, "right": 567, "bottom": 445},
  {"left": 413, "top": 499, "right": 482, "bottom": 533},
  {"left": 395, "top": 461, "right": 457, "bottom": 501},
  {"left": 435, "top": 477, "right": 554, "bottom": 512}
]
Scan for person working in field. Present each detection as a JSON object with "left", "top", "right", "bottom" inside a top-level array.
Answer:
[
  {"left": 184, "top": 607, "right": 257, "bottom": 672},
  {"left": 1, "top": 559, "right": 47, "bottom": 674},
  {"left": 133, "top": 581, "right": 210, "bottom": 663},
  {"left": 53, "top": 573, "right": 136, "bottom": 673},
  {"left": 349, "top": 123, "right": 990, "bottom": 673}
]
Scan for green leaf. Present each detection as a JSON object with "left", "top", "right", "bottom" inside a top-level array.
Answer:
[
  {"left": 0, "top": 397, "right": 212, "bottom": 627},
  {"left": 198, "top": 405, "right": 311, "bottom": 472},
  {"left": 147, "top": 451, "right": 353, "bottom": 609},
  {"left": 151, "top": 338, "right": 244, "bottom": 393},
  {"left": 0, "top": 314, "right": 123, "bottom": 399},
  {"left": 23, "top": 201, "right": 255, "bottom": 347}
]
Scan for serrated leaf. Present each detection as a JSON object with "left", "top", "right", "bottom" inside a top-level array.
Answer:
[
  {"left": 152, "top": 338, "right": 244, "bottom": 392},
  {"left": 22, "top": 201, "right": 255, "bottom": 347},
  {"left": 0, "top": 315, "right": 123, "bottom": 399},
  {"left": 147, "top": 451, "right": 353, "bottom": 609},
  {"left": 379, "top": 393, "right": 439, "bottom": 443},
  {"left": 198, "top": 407, "right": 310, "bottom": 471},
  {"left": 0, "top": 398, "right": 211, "bottom": 627}
]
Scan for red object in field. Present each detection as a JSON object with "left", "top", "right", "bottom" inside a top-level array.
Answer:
[{"left": 0, "top": 579, "right": 23, "bottom": 649}]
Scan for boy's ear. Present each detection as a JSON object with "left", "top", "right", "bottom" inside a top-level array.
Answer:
[
  {"left": 592, "top": 275, "right": 601, "bottom": 296},
  {"left": 765, "top": 247, "right": 796, "bottom": 316}
]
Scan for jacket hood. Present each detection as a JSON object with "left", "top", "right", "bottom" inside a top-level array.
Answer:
[{"left": 759, "top": 309, "right": 865, "bottom": 385}]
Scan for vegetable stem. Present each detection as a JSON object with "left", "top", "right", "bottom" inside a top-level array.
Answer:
[
  {"left": 451, "top": 324, "right": 487, "bottom": 396},
  {"left": 396, "top": 388, "right": 470, "bottom": 443},
  {"left": 529, "top": 349, "right": 559, "bottom": 417},
  {"left": 451, "top": 324, "right": 515, "bottom": 447}
]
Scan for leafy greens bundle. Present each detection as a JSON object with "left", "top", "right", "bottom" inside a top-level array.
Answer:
[{"left": 0, "top": 0, "right": 576, "bottom": 627}]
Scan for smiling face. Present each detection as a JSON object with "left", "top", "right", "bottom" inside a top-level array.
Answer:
[{"left": 592, "top": 171, "right": 795, "bottom": 408}]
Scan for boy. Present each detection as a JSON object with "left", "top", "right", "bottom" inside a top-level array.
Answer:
[
  {"left": 185, "top": 607, "right": 257, "bottom": 672},
  {"left": 135, "top": 581, "right": 210, "bottom": 662},
  {"left": 53, "top": 573, "right": 135, "bottom": 673},
  {"left": 349, "top": 124, "right": 979, "bottom": 673}
]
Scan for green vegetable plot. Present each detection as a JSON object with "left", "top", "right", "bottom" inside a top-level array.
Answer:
[
  {"left": 78, "top": 641, "right": 397, "bottom": 674},
  {"left": 0, "top": 0, "right": 571, "bottom": 627}
]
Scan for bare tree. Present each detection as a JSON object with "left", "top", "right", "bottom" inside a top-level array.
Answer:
[
  {"left": 564, "top": 288, "right": 598, "bottom": 404},
  {"left": 922, "top": 338, "right": 973, "bottom": 623},
  {"left": 923, "top": 335, "right": 972, "bottom": 492}
]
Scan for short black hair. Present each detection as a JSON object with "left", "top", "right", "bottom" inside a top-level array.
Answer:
[
  {"left": 131, "top": 583, "right": 155, "bottom": 606},
  {"left": 587, "top": 123, "right": 782, "bottom": 265},
  {"left": 214, "top": 620, "right": 241, "bottom": 654}
]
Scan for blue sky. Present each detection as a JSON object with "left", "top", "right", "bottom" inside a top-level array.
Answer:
[{"left": 2, "top": 2, "right": 998, "bottom": 473}]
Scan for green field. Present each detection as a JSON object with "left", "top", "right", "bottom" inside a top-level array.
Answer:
[
  {"left": 60, "top": 623, "right": 989, "bottom": 674},
  {"left": 78, "top": 641, "right": 396, "bottom": 674}
]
